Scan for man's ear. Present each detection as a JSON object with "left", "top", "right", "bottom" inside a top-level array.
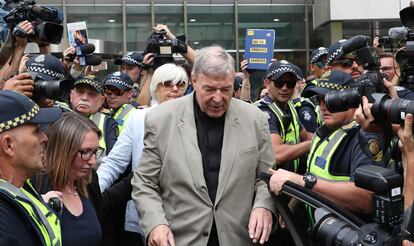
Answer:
[
  {"left": 127, "top": 90, "right": 133, "bottom": 100},
  {"left": 98, "top": 94, "right": 105, "bottom": 107},
  {"left": 264, "top": 79, "right": 271, "bottom": 89},
  {"left": 0, "top": 133, "right": 16, "bottom": 158}
]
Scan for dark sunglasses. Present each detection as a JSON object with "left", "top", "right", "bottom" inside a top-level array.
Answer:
[
  {"left": 104, "top": 87, "right": 126, "bottom": 96},
  {"left": 311, "top": 94, "right": 326, "bottom": 105},
  {"left": 272, "top": 79, "right": 296, "bottom": 89},
  {"left": 161, "top": 80, "right": 186, "bottom": 90},
  {"left": 332, "top": 58, "right": 361, "bottom": 68},
  {"left": 315, "top": 60, "right": 325, "bottom": 69}
]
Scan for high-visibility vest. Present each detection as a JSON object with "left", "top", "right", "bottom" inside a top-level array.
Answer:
[
  {"left": 0, "top": 179, "right": 61, "bottom": 246},
  {"left": 90, "top": 112, "right": 107, "bottom": 150},
  {"left": 255, "top": 99, "right": 301, "bottom": 172},
  {"left": 305, "top": 121, "right": 359, "bottom": 224},
  {"left": 112, "top": 104, "right": 136, "bottom": 133}
]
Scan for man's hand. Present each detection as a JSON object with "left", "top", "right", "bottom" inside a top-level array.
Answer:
[
  {"left": 154, "top": 24, "right": 175, "bottom": 40},
  {"left": 148, "top": 224, "right": 175, "bottom": 246},
  {"left": 143, "top": 53, "right": 154, "bottom": 68},
  {"left": 41, "top": 191, "right": 63, "bottom": 204},
  {"left": 268, "top": 168, "right": 304, "bottom": 195},
  {"left": 240, "top": 59, "right": 250, "bottom": 78},
  {"left": 3, "top": 73, "right": 35, "bottom": 97},
  {"left": 248, "top": 207, "right": 273, "bottom": 244},
  {"left": 13, "top": 21, "right": 33, "bottom": 47}
]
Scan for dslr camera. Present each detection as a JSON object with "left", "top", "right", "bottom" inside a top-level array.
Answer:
[
  {"left": 31, "top": 73, "right": 70, "bottom": 102},
  {"left": 3, "top": 0, "right": 63, "bottom": 44},
  {"left": 311, "top": 165, "right": 410, "bottom": 245},
  {"left": 143, "top": 29, "right": 188, "bottom": 69}
]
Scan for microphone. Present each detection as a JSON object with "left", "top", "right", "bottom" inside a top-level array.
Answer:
[
  {"left": 79, "top": 54, "right": 102, "bottom": 66},
  {"left": 341, "top": 35, "right": 368, "bottom": 54},
  {"left": 388, "top": 27, "right": 408, "bottom": 40},
  {"left": 75, "top": 43, "right": 95, "bottom": 56}
]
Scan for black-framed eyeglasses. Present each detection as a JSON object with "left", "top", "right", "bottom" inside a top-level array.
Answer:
[
  {"left": 78, "top": 147, "right": 105, "bottom": 161},
  {"left": 161, "top": 80, "right": 187, "bottom": 90},
  {"left": 272, "top": 79, "right": 297, "bottom": 89}
]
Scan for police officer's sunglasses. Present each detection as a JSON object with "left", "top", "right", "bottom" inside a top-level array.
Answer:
[
  {"left": 272, "top": 79, "right": 297, "bottom": 89},
  {"left": 161, "top": 80, "right": 187, "bottom": 90},
  {"left": 104, "top": 86, "right": 126, "bottom": 96}
]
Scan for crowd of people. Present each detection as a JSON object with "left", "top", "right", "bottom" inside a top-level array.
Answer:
[{"left": 0, "top": 13, "right": 413, "bottom": 246}]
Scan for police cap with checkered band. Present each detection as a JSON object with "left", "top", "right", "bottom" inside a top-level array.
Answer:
[
  {"left": 26, "top": 54, "right": 65, "bottom": 81},
  {"left": 310, "top": 47, "right": 328, "bottom": 64},
  {"left": 302, "top": 70, "right": 356, "bottom": 98},
  {"left": 0, "top": 90, "right": 62, "bottom": 133},
  {"left": 266, "top": 60, "right": 302, "bottom": 81},
  {"left": 74, "top": 75, "right": 104, "bottom": 94},
  {"left": 114, "top": 52, "right": 144, "bottom": 66},
  {"left": 104, "top": 72, "right": 133, "bottom": 91}
]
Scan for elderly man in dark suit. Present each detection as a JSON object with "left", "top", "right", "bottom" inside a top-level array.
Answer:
[{"left": 132, "top": 45, "right": 276, "bottom": 246}]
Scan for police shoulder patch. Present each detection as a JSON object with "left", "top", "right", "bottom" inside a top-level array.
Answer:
[
  {"left": 368, "top": 139, "right": 383, "bottom": 162},
  {"left": 302, "top": 111, "right": 312, "bottom": 121}
]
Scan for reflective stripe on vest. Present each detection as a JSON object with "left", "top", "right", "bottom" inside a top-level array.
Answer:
[
  {"left": 0, "top": 179, "right": 61, "bottom": 246},
  {"left": 268, "top": 101, "right": 301, "bottom": 172},
  {"left": 90, "top": 112, "right": 107, "bottom": 150},
  {"left": 113, "top": 104, "right": 136, "bottom": 132},
  {"left": 307, "top": 122, "right": 359, "bottom": 181}
]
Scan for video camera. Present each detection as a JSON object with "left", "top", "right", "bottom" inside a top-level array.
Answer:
[
  {"left": 143, "top": 29, "right": 188, "bottom": 69},
  {"left": 3, "top": 0, "right": 63, "bottom": 44},
  {"left": 261, "top": 165, "right": 411, "bottom": 245}
]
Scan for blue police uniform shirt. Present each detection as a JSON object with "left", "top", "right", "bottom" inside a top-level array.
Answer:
[
  {"left": 310, "top": 125, "right": 387, "bottom": 181},
  {"left": 259, "top": 94, "right": 304, "bottom": 135},
  {"left": 295, "top": 101, "right": 318, "bottom": 133}
]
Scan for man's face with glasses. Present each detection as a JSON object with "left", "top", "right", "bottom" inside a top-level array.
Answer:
[
  {"left": 104, "top": 85, "right": 132, "bottom": 110},
  {"left": 265, "top": 73, "right": 297, "bottom": 106},
  {"left": 155, "top": 80, "right": 187, "bottom": 104},
  {"left": 380, "top": 57, "right": 399, "bottom": 83},
  {"left": 330, "top": 58, "right": 363, "bottom": 80}
]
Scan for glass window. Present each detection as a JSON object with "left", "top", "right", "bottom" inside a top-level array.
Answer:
[
  {"left": 126, "top": 5, "right": 152, "bottom": 52},
  {"left": 154, "top": 4, "right": 184, "bottom": 37},
  {"left": 187, "top": 5, "right": 235, "bottom": 50},
  {"left": 66, "top": 5, "right": 123, "bottom": 54},
  {"left": 238, "top": 5, "right": 306, "bottom": 50}
]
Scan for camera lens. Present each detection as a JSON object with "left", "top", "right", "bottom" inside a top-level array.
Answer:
[
  {"left": 325, "top": 88, "right": 361, "bottom": 113},
  {"left": 372, "top": 93, "right": 414, "bottom": 124},
  {"left": 34, "top": 79, "right": 70, "bottom": 101}
]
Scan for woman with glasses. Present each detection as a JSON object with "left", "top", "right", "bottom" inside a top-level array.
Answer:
[
  {"left": 40, "top": 112, "right": 104, "bottom": 246},
  {"left": 97, "top": 63, "right": 188, "bottom": 245}
]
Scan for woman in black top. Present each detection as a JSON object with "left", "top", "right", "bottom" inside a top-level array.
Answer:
[{"left": 42, "top": 112, "right": 103, "bottom": 246}]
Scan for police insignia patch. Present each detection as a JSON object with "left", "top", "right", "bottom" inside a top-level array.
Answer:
[
  {"left": 264, "top": 111, "right": 271, "bottom": 120},
  {"left": 303, "top": 111, "right": 311, "bottom": 121},
  {"left": 368, "top": 139, "right": 383, "bottom": 162}
]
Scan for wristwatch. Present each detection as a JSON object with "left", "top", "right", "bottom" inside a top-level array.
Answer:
[{"left": 303, "top": 173, "right": 317, "bottom": 189}]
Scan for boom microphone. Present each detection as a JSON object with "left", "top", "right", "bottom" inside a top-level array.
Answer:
[
  {"left": 76, "top": 43, "right": 95, "bottom": 56},
  {"left": 341, "top": 35, "right": 368, "bottom": 54},
  {"left": 81, "top": 54, "right": 102, "bottom": 66},
  {"left": 388, "top": 27, "right": 408, "bottom": 40}
]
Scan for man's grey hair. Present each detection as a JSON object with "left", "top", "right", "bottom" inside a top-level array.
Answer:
[
  {"left": 150, "top": 63, "right": 189, "bottom": 105},
  {"left": 192, "top": 45, "right": 235, "bottom": 79}
]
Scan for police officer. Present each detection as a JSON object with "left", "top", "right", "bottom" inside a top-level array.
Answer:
[
  {"left": 0, "top": 90, "right": 62, "bottom": 245},
  {"left": 310, "top": 47, "right": 328, "bottom": 79},
  {"left": 255, "top": 60, "right": 312, "bottom": 174},
  {"left": 69, "top": 75, "right": 118, "bottom": 154},
  {"left": 268, "top": 70, "right": 387, "bottom": 222},
  {"left": 291, "top": 63, "right": 322, "bottom": 133},
  {"left": 103, "top": 72, "right": 137, "bottom": 133}
]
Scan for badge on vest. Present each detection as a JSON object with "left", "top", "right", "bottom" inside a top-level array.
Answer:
[
  {"left": 315, "top": 156, "right": 326, "bottom": 169},
  {"left": 116, "top": 118, "right": 124, "bottom": 126}
]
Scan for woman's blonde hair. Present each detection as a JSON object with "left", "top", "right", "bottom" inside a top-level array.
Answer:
[{"left": 45, "top": 112, "right": 101, "bottom": 197}]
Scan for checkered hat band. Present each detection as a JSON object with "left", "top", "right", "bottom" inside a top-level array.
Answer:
[
  {"left": 123, "top": 56, "right": 142, "bottom": 66},
  {"left": 327, "top": 46, "right": 343, "bottom": 65},
  {"left": 107, "top": 78, "right": 133, "bottom": 89},
  {"left": 317, "top": 81, "right": 351, "bottom": 90},
  {"left": 0, "top": 104, "right": 39, "bottom": 133},
  {"left": 267, "top": 67, "right": 299, "bottom": 79},
  {"left": 76, "top": 79, "right": 103, "bottom": 91},
  {"left": 27, "top": 66, "right": 64, "bottom": 79},
  {"left": 311, "top": 50, "right": 328, "bottom": 63}
]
